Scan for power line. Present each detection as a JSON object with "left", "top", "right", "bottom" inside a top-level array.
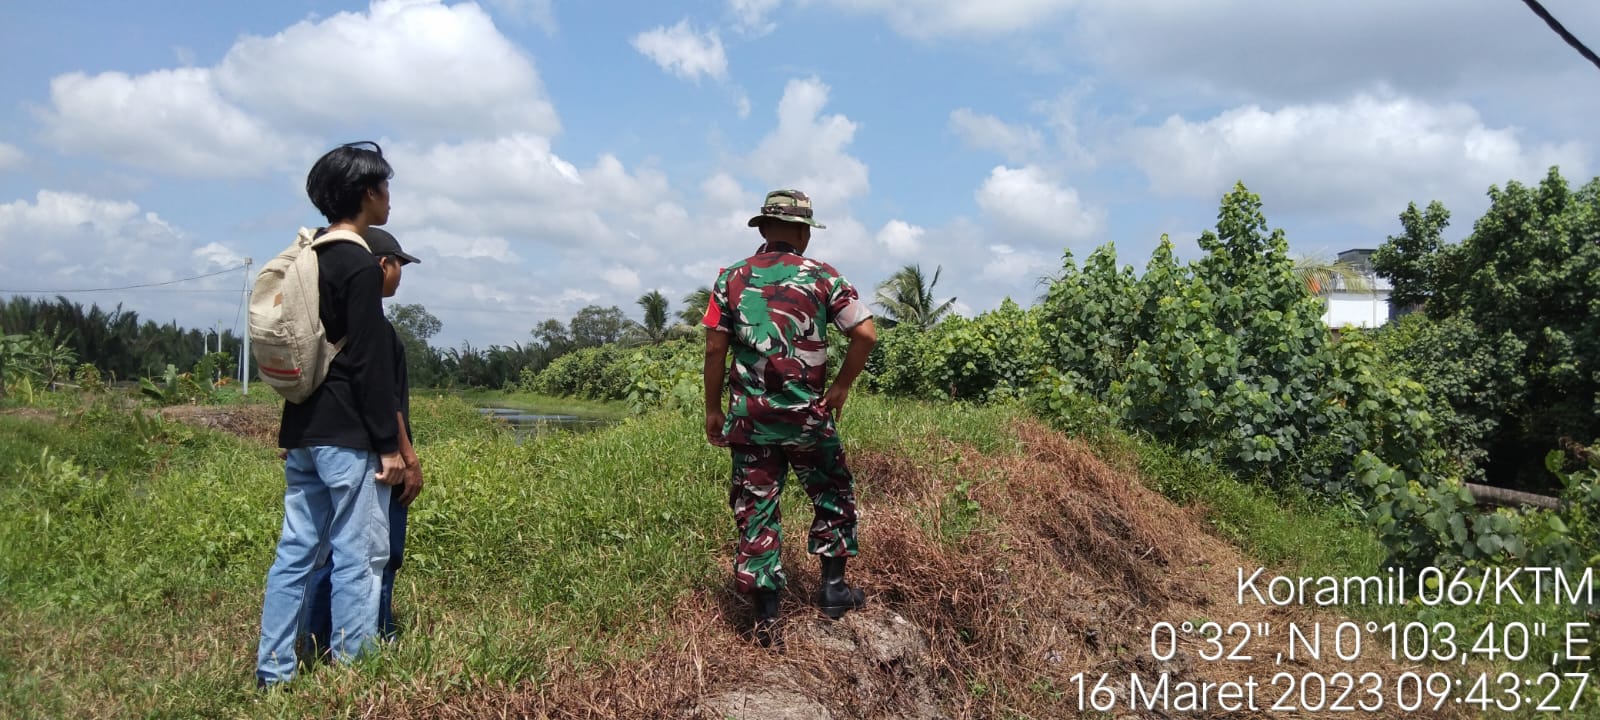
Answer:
[
  {"left": 1521, "top": 0, "right": 1600, "bottom": 73},
  {"left": 0, "top": 264, "right": 248, "bottom": 294}
]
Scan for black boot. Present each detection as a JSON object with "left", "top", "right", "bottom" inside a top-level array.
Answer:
[
  {"left": 815, "top": 556, "right": 866, "bottom": 619},
  {"left": 752, "top": 589, "right": 781, "bottom": 648}
]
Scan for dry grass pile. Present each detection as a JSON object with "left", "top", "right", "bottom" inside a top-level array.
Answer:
[
  {"left": 159, "top": 403, "right": 279, "bottom": 444},
  {"left": 349, "top": 419, "right": 1457, "bottom": 719}
]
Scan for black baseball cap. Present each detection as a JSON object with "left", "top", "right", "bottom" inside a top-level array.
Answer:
[{"left": 362, "top": 226, "right": 420, "bottom": 265}]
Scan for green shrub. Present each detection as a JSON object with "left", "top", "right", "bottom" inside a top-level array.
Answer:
[
  {"left": 1038, "top": 186, "right": 1449, "bottom": 491},
  {"left": 924, "top": 299, "right": 1047, "bottom": 403}
]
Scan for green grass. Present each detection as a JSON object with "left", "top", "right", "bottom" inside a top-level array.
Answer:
[
  {"left": 11, "top": 387, "right": 1581, "bottom": 718},
  {"left": 0, "top": 392, "right": 1021, "bottom": 718}
]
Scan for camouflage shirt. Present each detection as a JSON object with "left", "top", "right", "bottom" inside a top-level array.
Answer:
[{"left": 703, "top": 245, "right": 872, "bottom": 446}]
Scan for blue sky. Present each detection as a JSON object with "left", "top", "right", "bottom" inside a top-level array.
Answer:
[{"left": 2, "top": 0, "right": 1598, "bottom": 347}]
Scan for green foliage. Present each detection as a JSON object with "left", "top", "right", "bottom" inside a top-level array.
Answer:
[
  {"left": 524, "top": 344, "right": 632, "bottom": 401},
  {"left": 0, "top": 295, "right": 236, "bottom": 382},
  {"left": 874, "top": 263, "right": 957, "bottom": 331},
  {"left": 0, "top": 330, "right": 78, "bottom": 399},
  {"left": 1372, "top": 167, "right": 1600, "bottom": 488},
  {"left": 1037, "top": 186, "right": 1440, "bottom": 489},
  {"left": 624, "top": 339, "right": 702, "bottom": 413},
  {"left": 677, "top": 287, "right": 711, "bottom": 328},
  {"left": 1372, "top": 313, "right": 1514, "bottom": 479},
  {"left": 138, "top": 352, "right": 233, "bottom": 406},
  {"left": 635, "top": 290, "right": 670, "bottom": 344},
  {"left": 73, "top": 363, "right": 104, "bottom": 393},
  {"left": 924, "top": 299, "right": 1046, "bottom": 403},
  {"left": 862, "top": 325, "right": 933, "bottom": 397},
  {"left": 568, "top": 305, "right": 631, "bottom": 348}
]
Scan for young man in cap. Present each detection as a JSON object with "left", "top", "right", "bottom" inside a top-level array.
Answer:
[
  {"left": 702, "top": 189, "right": 878, "bottom": 647},
  {"left": 304, "top": 226, "right": 424, "bottom": 658},
  {"left": 256, "top": 142, "right": 408, "bottom": 688}
]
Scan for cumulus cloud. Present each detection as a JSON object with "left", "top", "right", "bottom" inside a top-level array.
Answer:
[
  {"left": 949, "top": 108, "right": 1043, "bottom": 162},
  {"left": 0, "top": 191, "right": 247, "bottom": 325},
  {"left": 729, "top": 0, "right": 782, "bottom": 36},
  {"left": 38, "top": 0, "right": 558, "bottom": 177},
  {"left": 39, "top": 68, "right": 308, "bottom": 177},
  {"left": 632, "top": 20, "right": 729, "bottom": 83},
  {"left": 215, "top": 0, "right": 558, "bottom": 137},
  {"left": 1125, "top": 91, "right": 1590, "bottom": 224},
  {"left": 876, "top": 219, "right": 925, "bottom": 259},
  {"left": 975, "top": 165, "right": 1104, "bottom": 247},
  {"left": 745, "top": 77, "right": 870, "bottom": 210}
]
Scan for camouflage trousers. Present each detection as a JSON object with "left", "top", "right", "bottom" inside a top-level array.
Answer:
[{"left": 728, "top": 435, "right": 858, "bottom": 594}]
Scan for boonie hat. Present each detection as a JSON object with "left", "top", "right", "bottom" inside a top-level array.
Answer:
[{"left": 747, "top": 189, "right": 826, "bottom": 229}]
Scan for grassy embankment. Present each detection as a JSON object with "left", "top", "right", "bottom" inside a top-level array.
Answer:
[{"left": 3, "top": 391, "right": 1561, "bottom": 718}]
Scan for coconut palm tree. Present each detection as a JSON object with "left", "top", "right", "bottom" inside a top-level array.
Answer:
[
  {"left": 636, "top": 290, "right": 671, "bottom": 344},
  {"left": 874, "top": 264, "right": 957, "bottom": 331},
  {"left": 1293, "top": 254, "right": 1371, "bottom": 296},
  {"left": 678, "top": 286, "right": 712, "bottom": 328}
]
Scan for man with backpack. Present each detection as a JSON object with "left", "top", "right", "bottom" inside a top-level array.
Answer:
[
  {"left": 255, "top": 142, "right": 408, "bottom": 689},
  {"left": 702, "top": 189, "right": 878, "bottom": 648}
]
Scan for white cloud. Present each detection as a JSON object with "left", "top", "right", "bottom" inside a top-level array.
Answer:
[
  {"left": 0, "top": 143, "right": 23, "bottom": 171},
  {"left": 38, "top": 0, "right": 558, "bottom": 177},
  {"left": 975, "top": 165, "right": 1103, "bottom": 247},
  {"left": 602, "top": 266, "right": 642, "bottom": 292},
  {"left": 632, "top": 20, "right": 729, "bottom": 83},
  {"left": 0, "top": 191, "right": 246, "bottom": 326},
  {"left": 876, "top": 219, "right": 924, "bottom": 259},
  {"left": 729, "top": 0, "right": 782, "bottom": 36},
  {"left": 949, "top": 108, "right": 1042, "bottom": 162},
  {"left": 216, "top": 0, "right": 558, "bottom": 138},
  {"left": 824, "top": 0, "right": 1074, "bottom": 37},
  {"left": 1125, "top": 91, "right": 1590, "bottom": 224},
  {"left": 1074, "top": 1, "right": 1600, "bottom": 104},
  {"left": 979, "top": 243, "right": 1056, "bottom": 285},
  {"left": 745, "top": 77, "right": 870, "bottom": 210},
  {"left": 39, "top": 68, "right": 307, "bottom": 177}
]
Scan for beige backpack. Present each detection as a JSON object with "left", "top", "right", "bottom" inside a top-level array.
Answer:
[{"left": 248, "top": 228, "right": 370, "bottom": 403}]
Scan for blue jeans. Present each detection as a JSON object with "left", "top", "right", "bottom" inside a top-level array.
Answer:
[
  {"left": 255, "top": 447, "right": 391, "bottom": 686},
  {"left": 306, "top": 491, "right": 407, "bottom": 651}
]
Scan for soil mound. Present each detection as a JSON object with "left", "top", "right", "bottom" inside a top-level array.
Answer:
[{"left": 366, "top": 419, "right": 1457, "bottom": 719}]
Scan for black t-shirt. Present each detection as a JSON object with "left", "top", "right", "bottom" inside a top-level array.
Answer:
[
  {"left": 277, "top": 237, "right": 400, "bottom": 454},
  {"left": 389, "top": 318, "right": 412, "bottom": 443}
]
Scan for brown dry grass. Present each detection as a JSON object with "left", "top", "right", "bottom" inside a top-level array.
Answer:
[
  {"left": 340, "top": 418, "right": 1459, "bottom": 719},
  {"left": 159, "top": 403, "right": 279, "bottom": 445}
]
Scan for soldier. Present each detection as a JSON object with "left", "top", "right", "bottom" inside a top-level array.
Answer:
[{"left": 701, "top": 189, "right": 878, "bottom": 647}]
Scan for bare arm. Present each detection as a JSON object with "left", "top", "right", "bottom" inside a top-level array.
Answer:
[
  {"left": 820, "top": 318, "right": 876, "bottom": 420},
  {"left": 396, "top": 411, "right": 423, "bottom": 506},
  {"left": 703, "top": 330, "right": 730, "bottom": 446}
]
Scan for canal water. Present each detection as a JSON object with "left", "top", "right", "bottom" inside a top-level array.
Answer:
[{"left": 477, "top": 407, "right": 614, "bottom": 442}]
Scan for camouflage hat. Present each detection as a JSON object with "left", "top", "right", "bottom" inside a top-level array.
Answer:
[{"left": 746, "top": 189, "right": 826, "bottom": 229}]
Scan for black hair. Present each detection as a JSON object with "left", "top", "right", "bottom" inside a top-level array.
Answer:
[{"left": 306, "top": 141, "right": 393, "bottom": 224}]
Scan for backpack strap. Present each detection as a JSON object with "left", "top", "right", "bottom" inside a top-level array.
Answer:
[
  {"left": 309, "top": 229, "right": 373, "bottom": 354},
  {"left": 309, "top": 228, "right": 372, "bottom": 252}
]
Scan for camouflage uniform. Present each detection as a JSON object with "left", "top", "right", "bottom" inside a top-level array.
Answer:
[{"left": 704, "top": 234, "right": 873, "bottom": 595}]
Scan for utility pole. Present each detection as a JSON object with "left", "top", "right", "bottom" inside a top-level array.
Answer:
[{"left": 242, "top": 258, "right": 252, "bottom": 395}]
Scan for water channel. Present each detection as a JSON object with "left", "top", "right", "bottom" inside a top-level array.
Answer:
[{"left": 477, "top": 407, "right": 615, "bottom": 442}]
